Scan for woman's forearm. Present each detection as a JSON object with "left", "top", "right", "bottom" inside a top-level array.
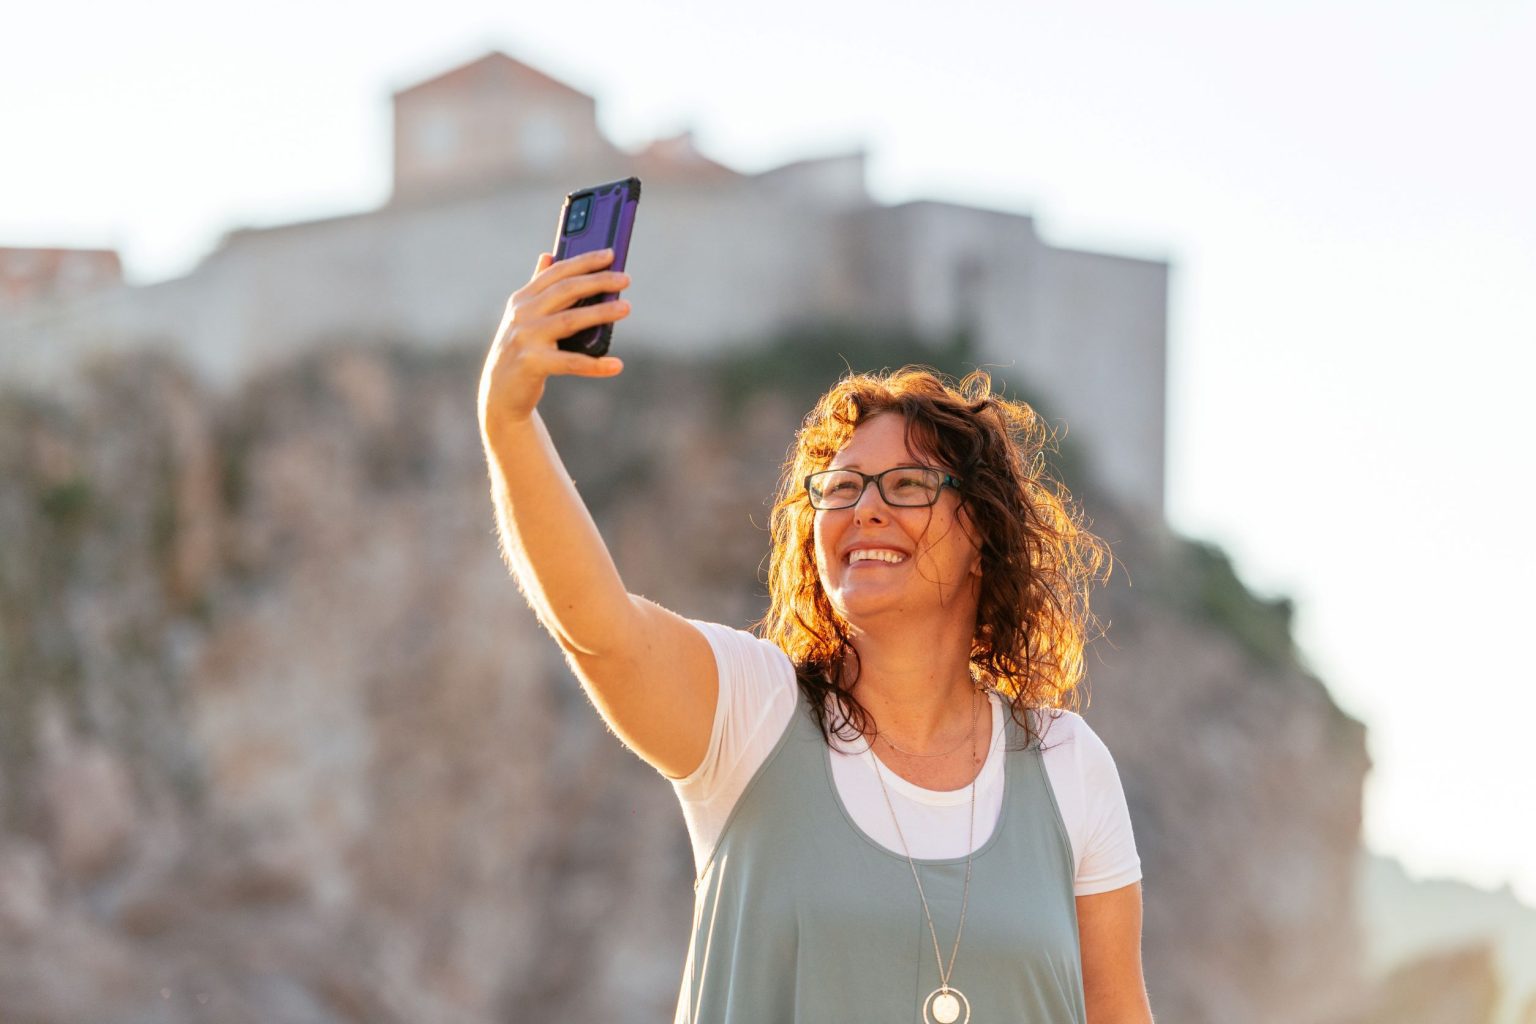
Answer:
[{"left": 481, "top": 408, "right": 636, "bottom": 657}]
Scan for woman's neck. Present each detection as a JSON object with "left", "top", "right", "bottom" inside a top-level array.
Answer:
[{"left": 843, "top": 626, "right": 978, "bottom": 748}]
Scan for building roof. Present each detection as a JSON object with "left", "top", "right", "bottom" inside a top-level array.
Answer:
[
  {"left": 629, "top": 132, "right": 741, "bottom": 182},
  {"left": 392, "top": 50, "right": 593, "bottom": 104}
]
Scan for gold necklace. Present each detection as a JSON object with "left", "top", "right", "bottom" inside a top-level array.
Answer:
[{"left": 868, "top": 685, "right": 980, "bottom": 1024}]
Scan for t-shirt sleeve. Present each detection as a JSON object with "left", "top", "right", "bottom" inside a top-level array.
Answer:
[
  {"left": 1070, "top": 716, "right": 1143, "bottom": 895},
  {"left": 668, "top": 620, "right": 797, "bottom": 872}
]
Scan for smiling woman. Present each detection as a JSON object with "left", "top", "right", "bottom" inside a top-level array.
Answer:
[
  {"left": 478, "top": 253, "right": 1152, "bottom": 1023},
  {"left": 766, "top": 369, "right": 1112, "bottom": 752}
]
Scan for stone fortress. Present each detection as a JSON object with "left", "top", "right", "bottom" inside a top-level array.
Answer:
[{"left": 1, "top": 50, "right": 1168, "bottom": 517}]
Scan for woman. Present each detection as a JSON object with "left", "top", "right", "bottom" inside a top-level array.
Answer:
[{"left": 478, "top": 248, "right": 1154, "bottom": 1023}]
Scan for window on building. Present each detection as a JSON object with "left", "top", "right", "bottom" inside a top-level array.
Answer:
[
  {"left": 520, "top": 111, "right": 566, "bottom": 169},
  {"left": 415, "top": 107, "right": 461, "bottom": 167}
]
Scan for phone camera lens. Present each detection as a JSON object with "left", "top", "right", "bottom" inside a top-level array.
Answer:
[{"left": 566, "top": 196, "right": 593, "bottom": 233}]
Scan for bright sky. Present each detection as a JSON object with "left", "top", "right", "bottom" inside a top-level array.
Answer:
[{"left": 5, "top": 0, "right": 1534, "bottom": 903}]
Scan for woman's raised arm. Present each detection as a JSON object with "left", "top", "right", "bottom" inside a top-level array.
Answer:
[{"left": 477, "top": 249, "right": 718, "bottom": 779}]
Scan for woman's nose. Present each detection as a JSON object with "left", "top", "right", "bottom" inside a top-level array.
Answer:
[{"left": 852, "top": 481, "right": 889, "bottom": 524}]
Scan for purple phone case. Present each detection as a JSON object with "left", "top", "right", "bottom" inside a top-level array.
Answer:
[{"left": 553, "top": 177, "right": 641, "bottom": 357}]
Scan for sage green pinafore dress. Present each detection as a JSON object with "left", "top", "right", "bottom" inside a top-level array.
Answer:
[{"left": 674, "top": 689, "right": 1087, "bottom": 1023}]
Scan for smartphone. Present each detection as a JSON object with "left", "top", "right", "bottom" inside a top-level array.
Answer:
[{"left": 552, "top": 176, "right": 641, "bottom": 357}]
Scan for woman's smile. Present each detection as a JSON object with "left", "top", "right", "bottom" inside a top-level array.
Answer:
[
  {"left": 846, "top": 547, "right": 909, "bottom": 567},
  {"left": 848, "top": 558, "right": 905, "bottom": 570}
]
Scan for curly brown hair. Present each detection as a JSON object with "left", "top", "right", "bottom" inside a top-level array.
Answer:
[{"left": 756, "top": 366, "right": 1112, "bottom": 750}]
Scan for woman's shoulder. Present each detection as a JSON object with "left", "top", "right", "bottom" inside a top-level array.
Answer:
[
  {"left": 671, "top": 620, "right": 799, "bottom": 805},
  {"left": 685, "top": 619, "right": 797, "bottom": 686},
  {"left": 1027, "top": 706, "right": 1118, "bottom": 760},
  {"left": 1025, "top": 705, "right": 1084, "bottom": 746},
  {"left": 1028, "top": 706, "right": 1127, "bottom": 791}
]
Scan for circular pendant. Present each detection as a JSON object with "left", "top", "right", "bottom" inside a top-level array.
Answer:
[{"left": 923, "top": 986, "right": 971, "bottom": 1024}]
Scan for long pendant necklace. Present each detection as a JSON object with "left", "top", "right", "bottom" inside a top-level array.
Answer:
[{"left": 868, "top": 686, "right": 979, "bottom": 1024}]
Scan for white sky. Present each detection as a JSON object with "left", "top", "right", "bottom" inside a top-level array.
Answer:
[{"left": 5, "top": 0, "right": 1534, "bottom": 903}]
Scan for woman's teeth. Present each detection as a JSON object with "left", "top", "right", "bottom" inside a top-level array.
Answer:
[{"left": 849, "top": 549, "right": 907, "bottom": 564}]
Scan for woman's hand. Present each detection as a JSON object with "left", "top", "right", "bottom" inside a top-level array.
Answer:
[{"left": 477, "top": 248, "right": 631, "bottom": 433}]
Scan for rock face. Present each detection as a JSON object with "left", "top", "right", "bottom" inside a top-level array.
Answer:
[
  {"left": 1351, "top": 943, "right": 1503, "bottom": 1024},
  {"left": 1079, "top": 509, "right": 1372, "bottom": 1024},
  {"left": 1356, "top": 852, "right": 1536, "bottom": 1024},
  {"left": 0, "top": 341, "right": 1369, "bottom": 1022}
]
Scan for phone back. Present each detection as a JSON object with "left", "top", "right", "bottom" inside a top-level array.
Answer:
[{"left": 553, "top": 177, "right": 641, "bottom": 356}]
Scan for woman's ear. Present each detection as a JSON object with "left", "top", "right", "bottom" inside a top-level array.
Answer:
[
  {"left": 966, "top": 538, "right": 984, "bottom": 579},
  {"left": 957, "top": 506, "right": 985, "bottom": 578}
]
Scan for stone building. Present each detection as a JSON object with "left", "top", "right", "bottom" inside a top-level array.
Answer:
[{"left": 0, "top": 50, "right": 1168, "bottom": 517}]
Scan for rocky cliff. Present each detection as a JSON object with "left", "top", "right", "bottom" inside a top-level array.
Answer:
[
  {"left": 0, "top": 336, "right": 1372, "bottom": 1022},
  {"left": 1356, "top": 853, "right": 1536, "bottom": 1024}
]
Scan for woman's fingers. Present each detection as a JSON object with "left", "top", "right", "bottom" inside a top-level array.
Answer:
[
  {"left": 499, "top": 296, "right": 630, "bottom": 353},
  {"left": 524, "top": 348, "right": 625, "bottom": 378},
  {"left": 545, "top": 297, "right": 630, "bottom": 340},
  {"left": 531, "top": 270, "right": 630, "bottom": 317},
  {"left": 524, "top": 248, "right": 614, "bottom": 297}
]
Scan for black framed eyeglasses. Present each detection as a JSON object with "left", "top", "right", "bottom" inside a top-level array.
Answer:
[{"left": 804, "top": 465, "right": 962, "bottom": 510}]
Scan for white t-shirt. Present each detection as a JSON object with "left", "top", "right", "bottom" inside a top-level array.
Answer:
[{"left": 670, "top": 620, "right": 1143, "bottom": 897}]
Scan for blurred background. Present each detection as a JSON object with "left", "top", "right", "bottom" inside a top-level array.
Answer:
[{"left": 2, "top": 1, "right": 1533, "bottom": 1022}]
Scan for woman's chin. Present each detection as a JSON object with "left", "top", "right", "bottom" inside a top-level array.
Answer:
[
  {"left": 827, "top": 587, "right": 907, "bottom": 625},
  {"left": 828, "top": 579, "right": 978, "bottom": 633}
]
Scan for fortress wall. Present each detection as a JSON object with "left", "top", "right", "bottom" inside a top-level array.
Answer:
[
  {"left": 832, "top": 200, "right": 1168, "bottom": 513},
  {"left": 837, "top": 201, "right": 1041, "bottom": 342},
  {"left": 1024, "top": 247, "right": 1169, "bottom": 515},
  {"left": 0, "top": 270, "right": 235, "bottom": 400},
  {"left": 0, "top": 179, "right": 1168, "bottom": 514},
  {"left": 1, "top": 180, "right": 823, "bottom": 395}
]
